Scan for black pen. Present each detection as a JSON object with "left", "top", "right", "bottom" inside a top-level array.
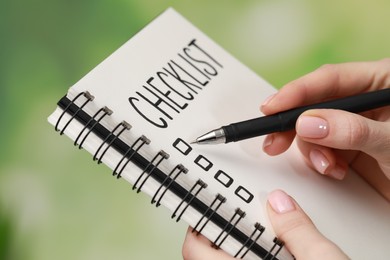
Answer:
[{"left": 192, "top": 88, "right": 390, "bottom": 145}]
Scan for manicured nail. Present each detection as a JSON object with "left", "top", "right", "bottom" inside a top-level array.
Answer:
[
  {"left": 309, "top": 149, "right": 329, "bottom": 175},
  {"left": 262, "top": 135, "right": 274, "bottom": 150},
  {"left": 268, "top": 190, "right": 295, "bottom": 214},
  {"left": 262, "top": 93, "right": 276, "bottom": 107},
  {"left": 296, "top": 116, "right": 329, "bottom": 138},
  {"left": 328, "top": 164, "right": 346, "bottom": 180}
]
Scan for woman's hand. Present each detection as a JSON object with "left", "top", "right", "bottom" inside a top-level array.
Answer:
[
  {"left": 182, "top": 190, "right": 349, "bottom": 260},
  {"left": 261, "top": 59, "right": 390, "bottom": 200},
  {"left": 182, "top": 59, "right": 389, "bottom": 260}
]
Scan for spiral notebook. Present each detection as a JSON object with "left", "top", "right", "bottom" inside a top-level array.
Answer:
[{"left": 48, "top": 8, "right": 390, "bottom": 260}]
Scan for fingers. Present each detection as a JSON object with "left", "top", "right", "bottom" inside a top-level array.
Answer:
[
  {"left": 261, "top": 59, "right": 390, "bottom": 156},
  {"left": 267, "top": 190, "right": 349, "bottom": 260},
  {"left": 262, "top": 130, "right": 296, "bottom": 156},
  {"left": 350, "top": 152, "right": 390, "bottom": 201},
  {"left": 295, "top": 109, "right": 390, "bottom": 178},
  {"left": 182, "top": 190, "right": 350, "bottom": 260},
  {"left": 182, "top": 227, "right": 234, "bottom": 260},
  {"left": 261, "top": 59, "right": 390, "bottom": 116},
  {"left": 295, "top": 139, "right": 350, "bottom": 180}
]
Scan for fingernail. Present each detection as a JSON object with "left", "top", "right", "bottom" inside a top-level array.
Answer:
[
  {"left": 262, "top": 135, "right": 274, "bottom": 150},
  {"left": 268, "top": 190, "right": 295, "bottom": 214},
  {"left": 296, "top": 116, "right": 329, "bottom": 138},
  {"left": 309, "top": 149, "right": 329, "bottom": 175},
  {"left": 262, "top": 93, "right": 276, "bottom": 107},
  {"left": 328, "top": 164, "right": 346, "bottom": 180}
]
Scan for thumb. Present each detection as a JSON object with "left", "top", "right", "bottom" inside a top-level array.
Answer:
[
  {"left": 267, "top": 190, "right": 349, "bottom": 260},
  {"left": 296, "top": 109, "right": 390, "bottom": 170}
]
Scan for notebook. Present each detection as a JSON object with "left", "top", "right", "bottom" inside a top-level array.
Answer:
[{"left": 48, "top": 8, "right": 390, "bottom": 260}]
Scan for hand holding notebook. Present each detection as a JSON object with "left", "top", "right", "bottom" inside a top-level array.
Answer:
[
  {"left": 48, "top": 8, "right": 390, "bottom": 259},
  {"left": 183, "top": 59, "right": 390, "bottom": 259}
]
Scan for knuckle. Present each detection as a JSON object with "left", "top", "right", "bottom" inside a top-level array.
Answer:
[
  {"left": 344, "top": 115, "right": 369, "bottom": 148},
  {"left": 316, "top": 63, "right": 341, "bottom": 90},
  {"left": 277, "top": 215, "right": 314, "bottom": 242},
  {"left": 376, "top": 124, "right": 390, "bottom": 164}
]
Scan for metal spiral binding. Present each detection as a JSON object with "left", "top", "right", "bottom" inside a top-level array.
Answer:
[
  {"left": 192, "top": 194, "right": 226, "bottom": 235},
  {"left": 172, "top": 179, "right": 207, "bottom": 222},
  {"left": 113, "top": 135, "right": 150, "bottom": 179},
  {"left": 74, "top": 106, "right": 113, "bottom": 149},
  {"left": 132, "top": 150, "right": 170, "bottom": 193},
  {"left": 234, "top": 222, "right": 265, "bottom": 259},
  {"left": 213, "top": 208, "right": 246, "bottom": 249},
  {"left": 93, "top": 121, "right": 131, "bottom": 164},
  {"left": 55, "top": 91, "right": 94, "bottom": 134},
  {"left": 151, "top": 164, "right": 188, "bottom": 207},
  {"left": 263, "top": 237, "right": 284, "bottom": 260},
  {"left": 54, "top": 92, "right": 288, "bottom": 260}
]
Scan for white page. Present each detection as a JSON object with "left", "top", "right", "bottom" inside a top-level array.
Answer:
[{"left": 48, "top": 8, "right": 390, "bottom": 259}]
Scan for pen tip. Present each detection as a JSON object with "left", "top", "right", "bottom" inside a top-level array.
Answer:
[{"left": 190, "top": 140, "right": 198, "bottom": 145}]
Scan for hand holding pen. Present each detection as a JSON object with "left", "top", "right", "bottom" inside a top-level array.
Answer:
[
  {"left": 183, "top": 59, "right": 390, "bottom": 260},
  {"left": 193, "top": 59, "right": 390, "bottom": 198},
  {"left": 260, "top": 59, "right": 390, "bottom": 197}
]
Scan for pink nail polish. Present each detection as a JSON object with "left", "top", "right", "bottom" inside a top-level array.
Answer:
[
  {"left": 262, "top": 93, "right": 276, "bottom": 107},
  {"left": 297, "top": 116, "right": 329, "bottom": 138},
  {"left": 268, "top": 190, "right": 295, "bottom": 214},
  {"left": 328, "top": 165, "right": 346, "bottom": 180},
  {"left": 262, "top": 135, "right": 274, "bottom": 150},
  {"left": 309, "top": 149, "right": 329, "bottom": 175}
]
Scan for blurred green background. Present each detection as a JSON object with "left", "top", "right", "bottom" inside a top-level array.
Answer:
[{"left": 1, "top": 0, "right": 389, "bottom": 259}]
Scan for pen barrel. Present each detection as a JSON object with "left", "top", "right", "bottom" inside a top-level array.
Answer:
[
  {"left": 288, "top": 87, "right": 390, "bottom": 114},
  {"left": 279, "top": 87, "right": 390, "bottom": 128},
  {"left": 224, "top": 88, "right": 390, "bottom": 143},
  {"left": 224, "top": 114, "right": 284, "bottom": 143}
]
